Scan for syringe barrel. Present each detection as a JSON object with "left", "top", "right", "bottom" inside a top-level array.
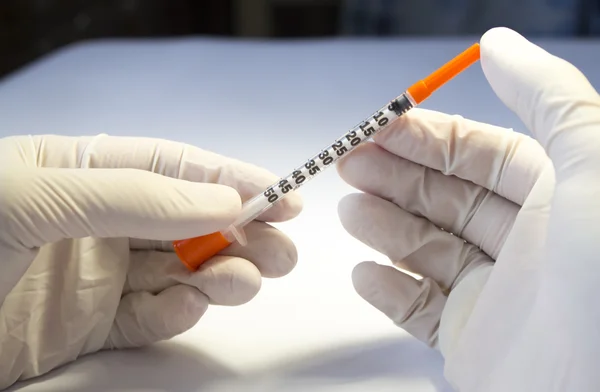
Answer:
[
  {"left": 221, "top": 91, "right": 416, "bottom": 233},
  {"left": 172, "top": 92, "right": 416, "bottom": 272},
  {"left": 254, "top": 92, "right": 416, "bottom": 207},
  {"left": 229, "top": 191, "right": 277, "bottom": 231}
]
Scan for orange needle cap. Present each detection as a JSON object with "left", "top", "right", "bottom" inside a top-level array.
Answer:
[
  {"left": 173, "top": 232, "right": 231, "bottom": 271},
  {"left": 407, "top": 43, "right": 480, "bottom": 104}
]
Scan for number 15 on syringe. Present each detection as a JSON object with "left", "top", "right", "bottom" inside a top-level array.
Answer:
[{"left": 173, "top": 43, "right": 481, "bottom": 272}]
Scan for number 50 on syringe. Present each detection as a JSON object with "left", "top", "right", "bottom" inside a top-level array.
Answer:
[{"left": 173, "top": 43, "right": 481, "bottom": 271}]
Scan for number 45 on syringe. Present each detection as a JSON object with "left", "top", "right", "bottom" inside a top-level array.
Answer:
[{"left": 173, "top": 43, "right": 482, "bottom": 272}]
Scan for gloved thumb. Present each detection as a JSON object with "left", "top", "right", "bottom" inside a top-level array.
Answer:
[
  {"left": 480, "top": 27, "right": 600, "bottom": 178},
  {"left": 352, "top": 261, "right": 447, "bottom": 349},
  {"left": 1, "top": 167, "right": 241, "bottom": 300}
]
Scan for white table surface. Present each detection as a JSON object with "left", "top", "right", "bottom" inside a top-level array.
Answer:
[{"left": 1, "top": 36, "right": 599, "bottom": 392}]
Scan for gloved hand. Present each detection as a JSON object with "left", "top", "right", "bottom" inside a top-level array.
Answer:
[
  {"left": 337, "top": 27, "right": 600, "bottom": 391},
  {"left": 0, "top": 134, "right": 302, "bottom": 389}
]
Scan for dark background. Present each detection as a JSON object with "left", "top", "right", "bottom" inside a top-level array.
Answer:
[
  {"left": 0, "top": 0, "right": 341, "bottom": 79},
  {"left": 1, "top": 0, "right": 598, "bottom": 80}
]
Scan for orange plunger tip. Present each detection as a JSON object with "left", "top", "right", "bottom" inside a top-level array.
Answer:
[
  {"left": 407, "top": 43, "right": 480, "bottom": 104},
  {"left": 173, "top": 232, "right": 232, "bottom": 271}
]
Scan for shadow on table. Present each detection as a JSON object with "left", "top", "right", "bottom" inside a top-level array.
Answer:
[
  {"left": 271, "top": 336, "right": 453, "bottom": 391},
  {"left": 8, "top": 336, "right": 453, "bottom": 392},
  {"left": 7, "top": 342, "right": 237, "bottom": 392}
]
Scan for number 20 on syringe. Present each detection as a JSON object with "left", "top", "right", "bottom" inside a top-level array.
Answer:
[{"left": 263, "top": 99, "right": 402, "bottom": 206}]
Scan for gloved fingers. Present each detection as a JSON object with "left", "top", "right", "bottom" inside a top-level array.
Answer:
[
  {"left": 124, "top": 251, "right": 262, "bottom": 306},
  {"left": 438, "top": 263, "right": 493, "bottom": 359},
  {"left": 0, "top": 167, "right": 240, "bottom": 301},
  {"left": 3, "top": 167, "right": 243, "bottom": 248},
  {"left": 480, "top": 27, "right": 600, "bottom": 178},
  {"left": 128, "top": 237, "right": 167, "bottom": 251},
  {"left": 104, "top": 285, "right": 209, "bottom": 350},
  {"left": 8, "top": 134, "right": 302, "bottom": 222},
  {"left": 352, "top": 261, "right": 447, "bottom": 349},
  {"left": 337, "top": 144, "right": 517, "bottom": 260},
  {"left": 338, "top": 193, "right": 494, "bottom": 291},
  {"left": 129, "top": 221, "right": 298, "bottom": 279},
  {"left": 368, "top": 107, "right": 548, "bottom": 207},
  {"left": 218, "top": 221, "right": 298, "bottom": 278}
]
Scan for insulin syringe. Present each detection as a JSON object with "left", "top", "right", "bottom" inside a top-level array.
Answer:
[{"left": 173, "top": 43, "right": 481, "bottom": 271}]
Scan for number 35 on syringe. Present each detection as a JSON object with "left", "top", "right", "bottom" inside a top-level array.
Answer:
[{"left": 265, "top": 97, "right": 403, "bottom": 205}]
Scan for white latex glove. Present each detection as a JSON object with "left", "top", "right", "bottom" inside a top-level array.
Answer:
[
  {"left": 337, "top": 27, "right": 600, "bottom": 391},
  {"left": 0, "top": 134, "right": 302, "bottom": 389}
]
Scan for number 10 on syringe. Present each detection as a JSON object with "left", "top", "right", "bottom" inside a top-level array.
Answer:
[{"left": 173, "top": 42, "right": 481, "bottom": 272}]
